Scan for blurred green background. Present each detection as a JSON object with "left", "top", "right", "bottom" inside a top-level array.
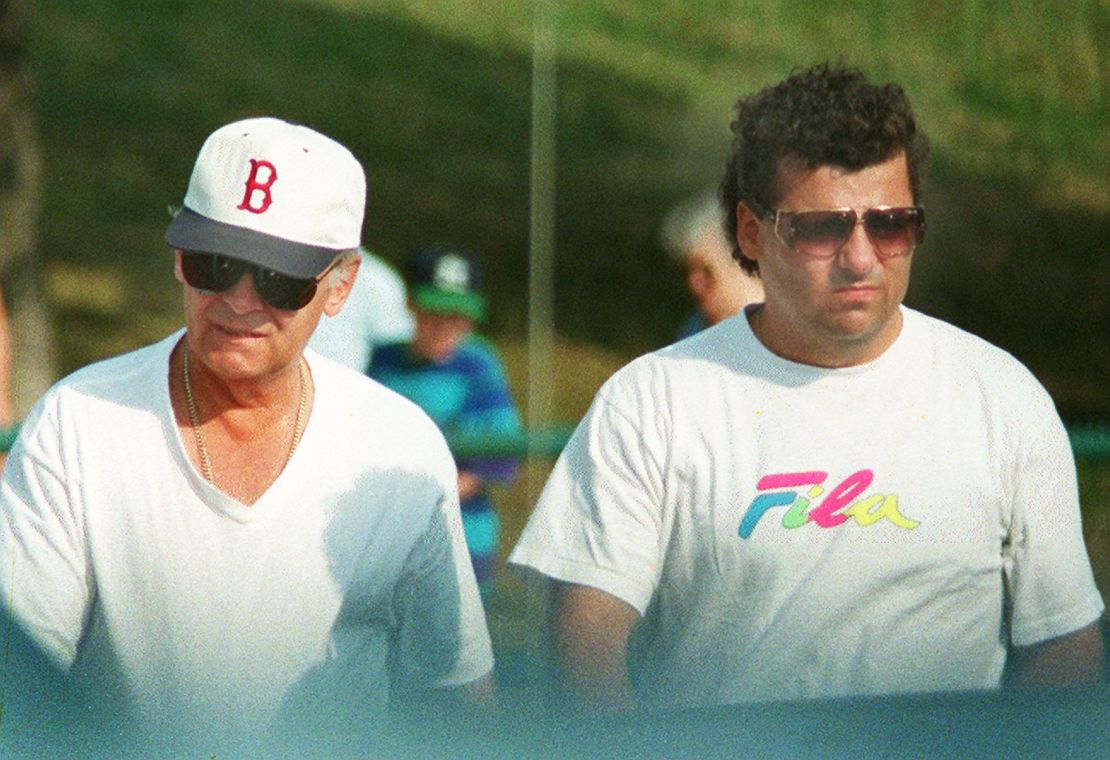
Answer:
[
  {"left": 16, "top": 0, "right": 1110, "bottom": 668},
  {"left": 31, "top": 0, "right": 1110, "bottom": 413}
]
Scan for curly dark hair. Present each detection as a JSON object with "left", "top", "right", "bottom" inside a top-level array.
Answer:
[{"left": 719, "top": 63, "right": 929, "bottom": 273}]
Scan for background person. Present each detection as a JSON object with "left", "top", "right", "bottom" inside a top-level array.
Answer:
[
  {"left": 509, "top": 63, "right": 1104, "bottom": 712},
  {"left": 0, "top": 117, "right": 493, "bottom": 744},
  {"left": 369, "top": 244, "right": 521, "bottom": 598},
  {"left": 660, "top": 191, "right": 763, "bottom": 340},
  {"left": 308, "top": 246, "right": 414, "bottom": 371}
]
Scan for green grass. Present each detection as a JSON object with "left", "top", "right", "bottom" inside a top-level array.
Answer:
[
  {"left": 30, "top": 1, "right": 1110, "bottom": 402},
  {"left": 22, "top": 0, "right": 1110, "bottom": 675}
]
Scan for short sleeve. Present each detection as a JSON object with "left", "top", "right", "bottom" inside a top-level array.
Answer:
[
  {"left": 390, "top": 484, "right": 494, "bottom": 689},
  {"left": 0, "top": 393, "right": 93, "bottom": 668},
  {"left": 1004, "top": 393, "right": 1105, "bottom": 646},
  {"left": 509, "top": 375, "right": 668, "bottom": 614}
]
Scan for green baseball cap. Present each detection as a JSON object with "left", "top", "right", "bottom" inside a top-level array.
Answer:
[{"left": 406, "top": 244, "right": 487, "bottom": 321}]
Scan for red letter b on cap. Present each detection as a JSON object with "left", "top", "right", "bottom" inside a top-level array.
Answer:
[{"left": 238, "top": 159, "right": 277, "bottom": 214}]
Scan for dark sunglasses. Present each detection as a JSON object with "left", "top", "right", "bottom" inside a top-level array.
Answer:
[
  {"left": 180, "top": 251, "right": 338, "bottom": 311},
  {"left": 767, "top": 206, "right": 926, "bottom": 259}
]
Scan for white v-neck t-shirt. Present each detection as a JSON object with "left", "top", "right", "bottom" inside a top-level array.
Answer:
[{"left": 1, "top": 331, "right": 492, "bottom": 735}]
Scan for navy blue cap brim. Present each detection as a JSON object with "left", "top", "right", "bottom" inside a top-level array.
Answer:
[{"left": 165, "top": 207, "right": 342, "bottom": 279}]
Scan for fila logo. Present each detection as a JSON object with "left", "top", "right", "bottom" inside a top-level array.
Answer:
[
  {"left": 237, "top": 159, "right": 277, "bottom": 214},
  {"left": 738, "top": 469, "right": 918, "bottom": 539}
]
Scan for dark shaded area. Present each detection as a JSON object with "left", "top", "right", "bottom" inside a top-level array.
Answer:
[
  {"left": 909, "top": 155, "right": 1110, "bottom": 421},
  {"left": 0, "top": 0, "right": 28, "bottom": 73},
  {"left": 408, "top": 685, "right": 1110, "bottom": 760},
  {"left": 8, "top": 646, "right": 1108, "bottom": 760},
  {"left": 0, "top": 618, "right": 134, "bottom": 756}
]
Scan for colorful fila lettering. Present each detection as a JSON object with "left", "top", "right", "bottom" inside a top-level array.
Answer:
[{"left": 738, "top": 469, "right": 918, "bottom": 539}]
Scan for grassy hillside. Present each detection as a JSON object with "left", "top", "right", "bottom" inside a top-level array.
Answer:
[
  {"left": 29, "top": 0, "right": 1110, "bottom": 415},
  {"left": 23, "top": 0, "right": 1110, "bottom": 658}
]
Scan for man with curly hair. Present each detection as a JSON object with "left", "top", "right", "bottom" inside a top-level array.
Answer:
[{"left": 511, "top": 64, "right": 1104, "bottom": 710}]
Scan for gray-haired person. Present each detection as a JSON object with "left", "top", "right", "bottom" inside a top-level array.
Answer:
[
  {"left": 661, "top": 192, "right": 763, "bottom": 339},
  {"left": 0, "top": 118, "right": 493, "bottom": 743}
]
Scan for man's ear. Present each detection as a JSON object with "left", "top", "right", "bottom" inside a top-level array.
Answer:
[
  {"left": 322, "top": 255, "right": 361, "bottom": 317},
  {"left": 735, "top": 202, "right": 766, "bottom": 265},
  {"left": 173, "top": 249, "right": 186, "bottom": 284}
]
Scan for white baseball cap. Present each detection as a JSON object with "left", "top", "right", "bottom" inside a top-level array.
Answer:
[{"left": 165, "top": 117, "right": 366, "bottom": 278}]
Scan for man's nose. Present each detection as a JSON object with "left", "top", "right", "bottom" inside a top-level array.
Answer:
[
  {"left": 222, "top": 271, "right": 266, "bottom": 313},
  {"left": 835, "top": 221, "right": 880, "bottom": 275}
]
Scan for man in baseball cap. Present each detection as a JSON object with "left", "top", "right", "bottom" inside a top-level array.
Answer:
[
  {"left": 0, "top": 117, "right": 493, "bottom": 745},
  {"left": 166, "top": 116, "right": 367, "bottom": 279}
]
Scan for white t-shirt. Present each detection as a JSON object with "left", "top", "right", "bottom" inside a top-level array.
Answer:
[
  {"left": 0, "top": 331, "right": 492, "bottom": 737},
  {"left": 309, "top": 250, "right": 414, "bottom": 371},
  {"left": 510, "top": 307, "right": 1104, "bottom": 709}
]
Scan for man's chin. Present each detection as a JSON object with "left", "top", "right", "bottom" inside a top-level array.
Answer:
[
  {"left": 201, "top": 348, "right": 274, "bottom": 382},
  {"left": 823, "top": 310, "right": 900, "bottom": 347}
]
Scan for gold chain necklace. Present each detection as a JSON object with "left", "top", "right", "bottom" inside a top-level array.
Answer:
[{"left": 182, "top": 341, "right": 308, "bottom": 488}]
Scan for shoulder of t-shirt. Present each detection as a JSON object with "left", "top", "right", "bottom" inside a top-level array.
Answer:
[
  {"left": 904, "top": 308, "right": 1058, "bottom": 415},
  {"left": 600, "top": 318, "right": 737, "bottom": 394},
  {"left": 315, "top": 347, "right": 420, "bottom": 412},
  {"left": 905, "top": 308, "right": 1043, "bottom": 382},
  {"left": 48, "top": 332, "right": 177, "bottom": 403},
  {"left": 13, "top": 334, "right": 177, "bottom": 450},
  {"left": 312, "top": 349, "right": 455, "bottom": 461},
  {"left": 589, "top": 340, "right": 694, "bottom": 421}
]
